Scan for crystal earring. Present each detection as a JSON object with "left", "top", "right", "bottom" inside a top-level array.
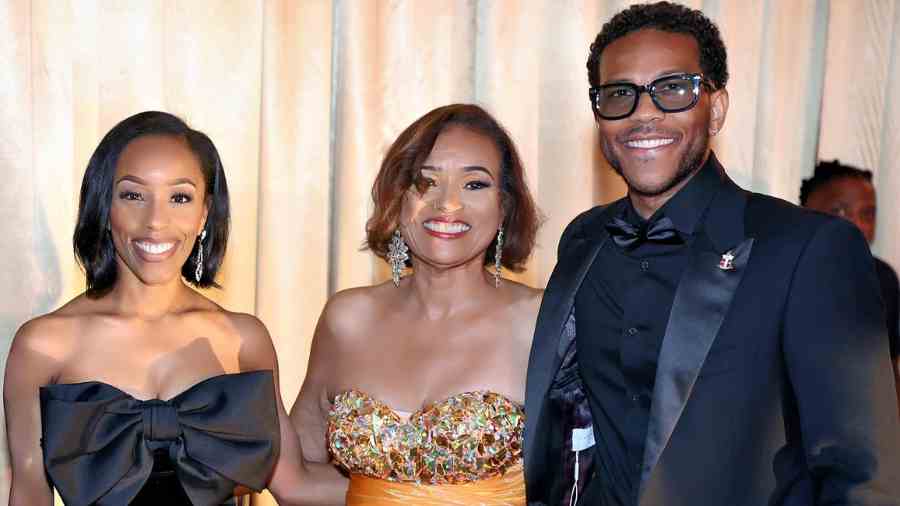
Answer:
[
  {"left": 194, "top": 229, "right": 207, "bottom": 283},
  {"left": 493, "top": 226, "right": 504, "bottom": 288},
  {"left": 387, "top": 229, "right": 409, "bottom": 287}
]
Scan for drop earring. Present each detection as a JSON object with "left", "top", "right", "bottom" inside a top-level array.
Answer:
[
  {"left": 493, "top": 226, "right": 504, "bottom": 288},
  {"left": 194, "top": 229, "right": 207, "bottom": 283},
  {"left": 387, "top": 229, "right": 409, "bottom": 287}
]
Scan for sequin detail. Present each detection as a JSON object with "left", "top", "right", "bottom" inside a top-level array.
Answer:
[{"left": 327, "top": 390, "right": 524, "bottom": 485}]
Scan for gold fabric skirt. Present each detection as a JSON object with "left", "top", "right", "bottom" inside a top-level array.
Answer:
[{"left": 345, "top": 463, "right": 525, "bottom": 506}]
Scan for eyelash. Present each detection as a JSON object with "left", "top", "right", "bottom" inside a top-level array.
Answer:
[
  {"left": 171, "top": 193, "right": 193, "bottom": 204},
  {"left": 117, "top": 191, "right": 193, "bottom": 204},
  {"left": 416, "top": 177, "right": 492, "bottom": 191}
]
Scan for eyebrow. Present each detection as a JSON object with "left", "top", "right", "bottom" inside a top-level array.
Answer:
[
  {"left": 602, "top": 69, "right": 695, "bottom": 85},
  {"left": 420, "top": 165, "right": 495, "bottom": 178},
  {"left": 116, "top": 175, "right": 198, "bottom": 187}
]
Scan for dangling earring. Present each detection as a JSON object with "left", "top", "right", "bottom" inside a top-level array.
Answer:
[
  {"left": 493, "top": 226, "right": 504, "bottom": 288},
  {"left": 387, "top": 229, "right": 409, "bottom": 287},
  {"left": 194, "top": 229, "right": 207, "bottom": 283}
]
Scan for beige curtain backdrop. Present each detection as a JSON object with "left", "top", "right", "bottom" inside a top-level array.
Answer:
[{"left": 2, "top": 0, "right": 898, "bottom": 503}]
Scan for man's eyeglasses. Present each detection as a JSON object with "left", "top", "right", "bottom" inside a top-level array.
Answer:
[{"left": 589, "top": 73, "right": 710, "bottom": 120}]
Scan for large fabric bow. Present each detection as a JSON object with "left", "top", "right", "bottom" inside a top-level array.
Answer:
[
  {"left": 40, "top": 370, "right": 279, "bottom": 506},
  {"left": 605, "top": 215, "right": 682, "bottom": 249}
]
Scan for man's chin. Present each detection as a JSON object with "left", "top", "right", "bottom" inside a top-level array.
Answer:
[
  {"left": 616, "top": 153, "right": 705, "bottom": 198},
  {"left": 618, "top": 168, "right": 682, "bottom": 196},
  {"left": 625, "top": 179, "right": 680, "bottom": 198}
]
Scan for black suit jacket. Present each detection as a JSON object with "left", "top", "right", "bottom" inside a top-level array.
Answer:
[{"left": 525, "top": 165, "right": 900, "bottom": 505}]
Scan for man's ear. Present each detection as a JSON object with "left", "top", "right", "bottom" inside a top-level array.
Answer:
[{"left": 708, "top": 88, "right": 729, "bottom": 136}]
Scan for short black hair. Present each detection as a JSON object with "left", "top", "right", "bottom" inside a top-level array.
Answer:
[
  {"left": 800, "top": 159, "right": 873, "bottom": 206},
  {"left": 587, "top": 1, "right": 729, "bottom": 90},
  {"left": 73, "top": 111, "right": 230, "bottom": 297}
]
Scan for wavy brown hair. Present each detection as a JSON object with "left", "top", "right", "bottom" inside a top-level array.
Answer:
[{"left": 366, "top": 104, "right": 539, "bottom": 272}]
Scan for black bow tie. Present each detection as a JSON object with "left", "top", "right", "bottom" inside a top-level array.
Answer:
[{"left": 605, "top": 215, "right": 682, "bottom": 249}]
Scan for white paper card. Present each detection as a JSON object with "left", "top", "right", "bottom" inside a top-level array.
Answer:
[{"left": 571, "top": 426, "right": 595, "bottom": 452}]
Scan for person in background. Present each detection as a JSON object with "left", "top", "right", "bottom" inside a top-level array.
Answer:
[{"left": 802, "top": 159, "right": 900, "bottom": 415}]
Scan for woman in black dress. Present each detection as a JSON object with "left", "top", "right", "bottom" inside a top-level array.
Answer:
[{"left": 4, "top": 111, "right": 312, "bottom": 505}]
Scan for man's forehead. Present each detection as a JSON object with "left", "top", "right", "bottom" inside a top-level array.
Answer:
[{"left": 599, "top": 29, "right": 701, "bottom": 82}]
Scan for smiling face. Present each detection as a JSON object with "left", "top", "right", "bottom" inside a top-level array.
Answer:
[
  {"left": 595, "top": 29, "right": 728, "bottom": 198},
  {"left": 109, "top": 135, "right": 209, "bottom": 287},
  {"left": 399, "top": 126, "right": 504, "bottom": 271}
]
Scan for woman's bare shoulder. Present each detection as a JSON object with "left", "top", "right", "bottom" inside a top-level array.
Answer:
[
  {"left": 317, "top": 283, "right": 393, "bottom": 341},
  {"left": 7, "top": 294, "right": 97, "bottom": 379},
  {"left": 498, "top": 281, "right": 543, "bottom": 348},
  {"left": 208, "top": 310, "right": 278, "bottom": 372},
  {"left": 503, "top": 280, "right": 544, "bottom": 314}
]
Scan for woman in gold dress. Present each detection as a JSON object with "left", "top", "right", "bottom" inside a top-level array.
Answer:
[{"left": 290, "top": 104, "right": 542, "bottom": 505}]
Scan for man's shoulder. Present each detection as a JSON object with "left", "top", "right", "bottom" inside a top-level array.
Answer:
[{"left": 745, "top": 191, "right": 836, "bottom": 243}]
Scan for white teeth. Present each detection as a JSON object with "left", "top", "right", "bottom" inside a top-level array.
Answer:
[
  {"left": 626, "top": 138, "right": 675, "bottom": 149},
  {"left": 424, "top": 221, "right": 472, "bottom": 234},
  {"left": 135, "top": 241, "right": 175, "bottom": 255}
]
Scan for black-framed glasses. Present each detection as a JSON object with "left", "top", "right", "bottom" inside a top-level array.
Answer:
[{"left": 589, "top": 73, "right": 709, "bottom": 120}]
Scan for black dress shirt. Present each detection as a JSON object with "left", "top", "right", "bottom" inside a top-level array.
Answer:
[{"left": 575, "top": 157, "right": 723, "bottom": 506}]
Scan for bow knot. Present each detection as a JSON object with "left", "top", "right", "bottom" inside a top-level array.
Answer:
[
  {"left": 40, "top": 371, "right": 279, "bottom": 506},
  {"left": 605, "top": 215, "right": 682, "bottom": 249},
  {"left": 141, "top": 400, "right": 182, "bottom": 441}
]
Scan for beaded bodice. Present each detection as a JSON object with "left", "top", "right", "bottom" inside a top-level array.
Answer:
[{"left": 327, "top": 390, "right": 524, "bottom": 485}]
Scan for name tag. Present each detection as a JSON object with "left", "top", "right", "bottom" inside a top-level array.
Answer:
[{"left": 572, "top": 426, "right": 595, "bottom": 452}]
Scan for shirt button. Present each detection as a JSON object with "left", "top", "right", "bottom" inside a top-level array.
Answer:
[
  {"left": 626, "top": 327, "right": 638, "bottom": 336},
  {"left": 640, "top": 260, "right": 650, "bottom": 271},
  {"left": 631, "top": 393, "right": 640, "bottom": 402}
]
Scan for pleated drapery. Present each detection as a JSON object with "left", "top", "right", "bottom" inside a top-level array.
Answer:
[{"left": 3, "top": 1, "right": 900, "bottom": 503}]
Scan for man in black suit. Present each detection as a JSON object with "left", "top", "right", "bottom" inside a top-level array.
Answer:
[
  {"left": 801, "top": 160, "right": 900, "bottom": 416},
  {"left": 524, "top": 2, "right": 900, "bottom": 505}
]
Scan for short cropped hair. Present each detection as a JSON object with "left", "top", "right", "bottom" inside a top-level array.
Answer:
[
  {"left": 800, "top": 159, "right": 873, "bottom": 206},
  {"left": 366, "top": 104, "right": 540, "bottom": 272},
  {"left": 587, "top": 1, "right": 729, "bottom": 91},
  {"left": 73, "top": 111, "right": 230, "bottom": 296}
]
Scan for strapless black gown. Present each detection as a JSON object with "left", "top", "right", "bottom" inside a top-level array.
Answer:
[{"left": 39, "top": 370, "right": 280, "bottom": 506}]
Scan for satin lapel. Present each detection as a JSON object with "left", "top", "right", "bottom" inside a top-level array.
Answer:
[
  {"left": 524, "top": 206, "right": 616, "bottom": 467},
  {"left": 639, "top": 235, "right": 755, "bottom": 492}
]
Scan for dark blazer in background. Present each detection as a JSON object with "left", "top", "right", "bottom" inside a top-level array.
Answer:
[
  {"left": 875, "top": 256, "right": 900, "bottom": 360},
  {"left": 524, "top": 158, "right": 900, "bottom": 506}
]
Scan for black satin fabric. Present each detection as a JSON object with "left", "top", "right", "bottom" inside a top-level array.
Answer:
[{"left": 39, "top": 370, "right": 279, "bottom": 506}]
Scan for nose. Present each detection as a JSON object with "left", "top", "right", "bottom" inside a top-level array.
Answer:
[
  {"left": 145, "top": 197, "right": 170, "bottom": 230},
  {"left": 433, "top": 185, "right": 464, "bottom": 213},
  {"left": 632, "top": 90, "right": 663, "bottom": 123}
]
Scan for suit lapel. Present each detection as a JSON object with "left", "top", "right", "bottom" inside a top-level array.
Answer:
[
  {"left": 639, "top": 176, "right": 752, "bottom": 493},
  {"left": 524, "top": 203, "right": 620, "bottom": 469}
]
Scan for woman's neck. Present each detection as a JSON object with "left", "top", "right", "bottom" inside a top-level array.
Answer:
[
  {"left": 104, "top": 276, "right": 195, "bottom": 320},
  {"left": 406, "top": 259, "right": 496, "bottom": 320}
]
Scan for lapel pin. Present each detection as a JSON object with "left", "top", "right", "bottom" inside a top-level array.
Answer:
[{"left": 719, "top": 250, "right": 735, "bottom": 271}]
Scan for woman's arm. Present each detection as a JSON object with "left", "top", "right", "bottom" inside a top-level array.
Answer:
[
  {"left": 4, "top": 320, "right": 59, "bottom": 506},
  {"left": 290, "top": 299, "right": 343, "bottom": 465},
  {"left": 234, "top": 313, "right": 347, "bottom": 506}
]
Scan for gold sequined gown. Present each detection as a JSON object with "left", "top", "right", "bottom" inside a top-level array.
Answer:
[{"left": 327, "top": 390, "right": 526, "bottom": 505}]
